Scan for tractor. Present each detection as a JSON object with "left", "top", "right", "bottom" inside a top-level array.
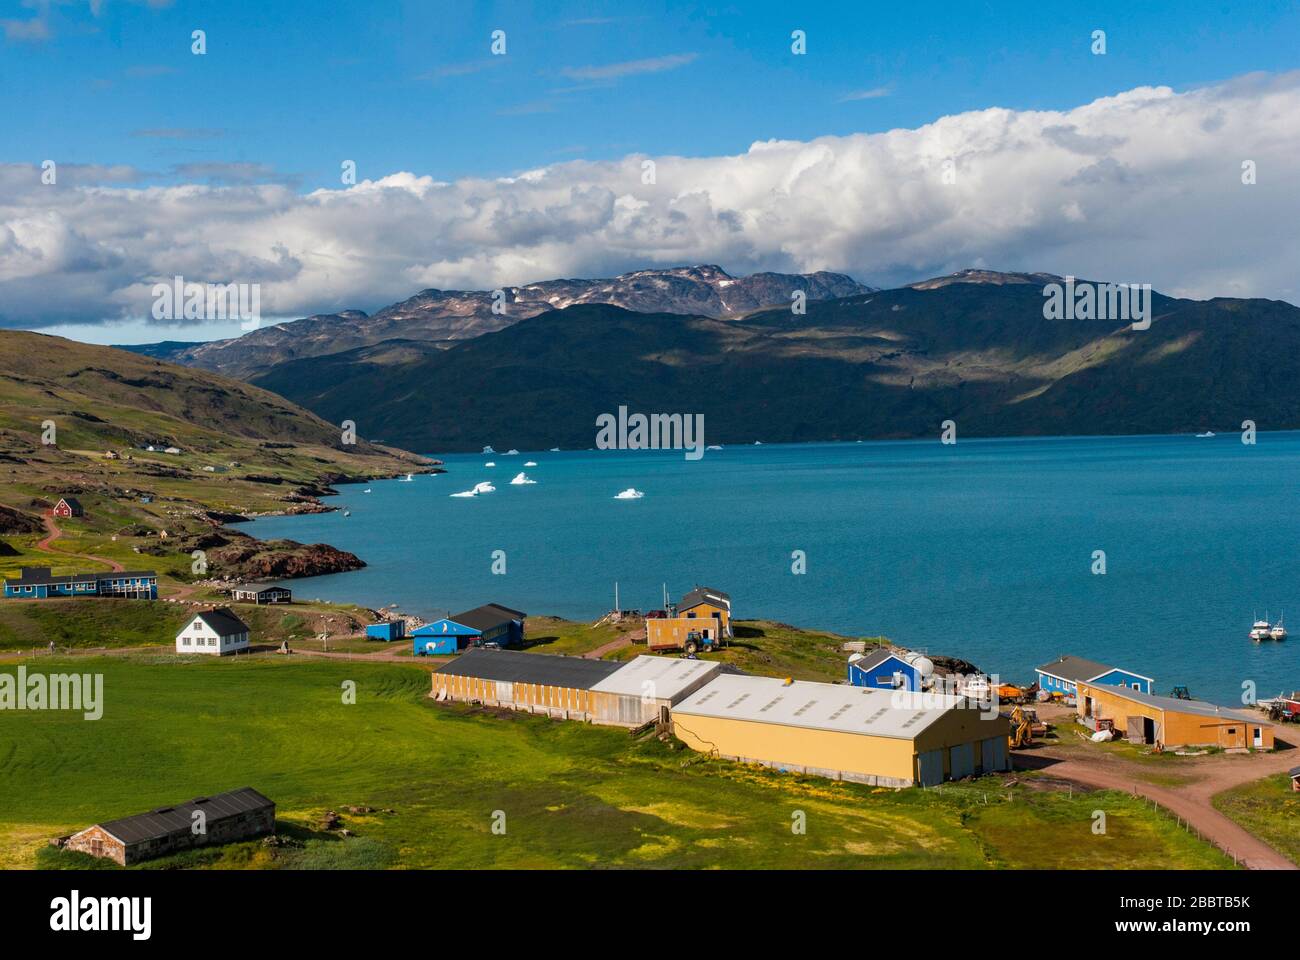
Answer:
[{"left": 681, "top": 630, "right": 716, "bottom": 656}]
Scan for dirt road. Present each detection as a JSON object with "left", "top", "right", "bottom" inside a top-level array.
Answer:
[
  {"left": 1016, "top": 736, "right": 1299, "bottom": 869},
  {"left": 34, "top": 513, "right": 125, "bottom": 572}
]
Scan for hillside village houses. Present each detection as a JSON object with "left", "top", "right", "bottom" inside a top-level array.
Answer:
[{"left": 176, "top": 608, "right": 251, "bottom": 656}]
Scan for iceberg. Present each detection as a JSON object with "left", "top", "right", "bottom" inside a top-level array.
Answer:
[
  {"left": 505, "top": 449, "right": 520, "bottom": 455},
  {"left": 523, "top": 461, "right": 538, "bottom": 467},
  {"left": 451, "top": 481, "right": 496, "bottom": 498},
  {"left": 484, "top": 461, "right": 495, "bottom": 467},
  {"left": 510, "top": 472, "right": 537, "bottom": 485},
  {"left": 482, "top": 445, "right": 495, "bottom": 454},
  {"left": 614, "top": 488, "right": 644, "bottom": 500}
]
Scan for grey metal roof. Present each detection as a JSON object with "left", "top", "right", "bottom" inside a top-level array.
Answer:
[
  {"left": 1037, "top": 654, "right": 1120, "bottom": 683},
  {"left": 679, "top": 587, "right": 730, "bottom": 611},
  {"left": 234, "top": 582, "right": 290, "bottom": 592},
  {"left": 590, "top": 655, "right": 721, "bottom": 698},
  {"left": 851, "top": 648, "right": 906, "bottom": 673},
  {"left": 435, "top": 648, "right": 621, "bottom": 689},
  {"left": 93, "top": 787, "right": 273, "bottom": 846},
  {"left": 672, "top": 673, "right": 975, "bottom": 740},
  {"left": 5, "top": 566, "right": 157, "bottom": 586},
  {"left": 191, "top": 607, "right": 250, "bottom": 637},
  {"left": 452, "top": 604, "right": 526, "bottom": 633},
  {"left": 1085, "top": 684, "right": 1273, "bottom": 725}
]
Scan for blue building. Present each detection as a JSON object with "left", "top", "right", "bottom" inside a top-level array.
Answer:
[
  {"left": 412, "top": 618, "right": 483, "bottom": 656},
  {"left": 365, "top": 621, "right": 406, "bottom": 642},
  {"left": 3, "top": 566, "right": 157, "bottom": 600},
  {"left": 848, "top": 648, "right": 932, "bottom": 692},
  {"left": 1035, "top": 654, "right": 1153, "bottom": 698},
  {"left": 412, "top": 603, "right": 527, "bottom": 656}
]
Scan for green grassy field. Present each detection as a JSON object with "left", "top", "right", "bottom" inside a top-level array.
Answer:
[
  {"left": 1213, "top": 774, "right": 1300, "bottom": 865},
  {"left": 0, "top": 598, "right": 381, "bottom": 653},
  {"left": 0, "top": 656, "right": 1232, "bottom": 870}
]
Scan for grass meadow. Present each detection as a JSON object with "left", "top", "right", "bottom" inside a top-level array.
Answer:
[{"left": 0, "top": 655, "right": 1233, "bottom": 870}]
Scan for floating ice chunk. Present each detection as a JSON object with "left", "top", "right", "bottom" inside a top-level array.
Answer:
[
  {"left": 484, "top": 461, "right": 496, "bottom": 467},
  {"left": 505, "top": 449, "right": 520, "bottom": 455},
  {"left": 523, "top": 461, "right": 538, "bottom": 467},
  {"left": 510, "top": 472, "right": 537, "bottom": 485},
  {"left": 482, "top": 445, "right": 495, "bottom": 454},
  {"left": 451, "top": 481, "right": 496, "bottom": 498},
  {"left": 614, "top": 488, "right": 644, "bottom": 499}
]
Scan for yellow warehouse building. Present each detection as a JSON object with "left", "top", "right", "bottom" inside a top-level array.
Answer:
[{"left": 671, "top": 674, "right": 1010, "bottom": 788}]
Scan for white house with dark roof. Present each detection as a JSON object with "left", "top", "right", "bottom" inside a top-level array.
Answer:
[{"left": 176, "top": 608, "right": 251, "bottom": 656}]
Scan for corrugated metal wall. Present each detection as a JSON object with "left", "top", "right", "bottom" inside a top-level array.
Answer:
[{"left": 430, "top": 672, "right": 600, "bottom": 721}]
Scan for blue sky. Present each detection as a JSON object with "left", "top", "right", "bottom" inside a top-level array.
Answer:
[{"left": 4, "top": 0, "right": 1299, "bottom": 186}]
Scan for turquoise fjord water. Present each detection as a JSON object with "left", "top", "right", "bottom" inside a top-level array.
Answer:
[{"left": 249, "top": 433, "right": 1300, "bottom": 703}]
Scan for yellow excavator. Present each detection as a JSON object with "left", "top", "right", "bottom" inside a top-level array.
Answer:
[{"left": 1006, "top": 705, "right": 1045, "bottom": 749}]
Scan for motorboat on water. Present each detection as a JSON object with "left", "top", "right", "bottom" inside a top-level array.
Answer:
[{"left": 1270, "top": 614, "right": 1288, "bottom": 641}]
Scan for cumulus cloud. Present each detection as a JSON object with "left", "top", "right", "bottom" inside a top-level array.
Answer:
[{"left": 3, "top": 71, "right": 1299, "bottom": 329}]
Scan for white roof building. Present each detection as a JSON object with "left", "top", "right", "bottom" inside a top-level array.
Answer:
[
  {"left": 590, "top": 655, "right": 722, "bottom": 702},
  {"left": 671, "top": 673, "right": 1009, "bottom": 787}
]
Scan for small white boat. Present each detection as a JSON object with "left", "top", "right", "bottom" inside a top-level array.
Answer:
[
  {"left": 1270, "top": 613, "right": 1288, "bottom": 641},
  {"left": 363, "top": 488, "right": 372, "bottom": 494},
  {"left": 1196, "top": 431, "right": 1215, "bottom": 438},
  {"left": 398, "top": 473, "right": 414, "bottom": 482}
]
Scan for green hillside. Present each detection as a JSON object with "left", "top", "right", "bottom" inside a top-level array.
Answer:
[{"left": 249, "top": 275, "right": 1300, "bottom": 451}]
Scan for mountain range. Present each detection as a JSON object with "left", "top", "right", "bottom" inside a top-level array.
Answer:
[
  {"left": 238, "top": 271, "right": 1300, "bottom": 451},
  {"left": 125, "top": 265, "right": 874, "bottom": 380}
]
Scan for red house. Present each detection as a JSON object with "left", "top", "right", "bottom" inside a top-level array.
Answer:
[{"left": 53, "top": 497, "right": 84, "bottom": 519}]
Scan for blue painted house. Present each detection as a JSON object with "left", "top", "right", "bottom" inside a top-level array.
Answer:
[
  {"left": 3, "top": 566, "right": 157, "bottom": 600},
  {"left": 412, "top": 603, "right": 527, "bottom": 656},
  {"left": 1035, "top": 654, "right": 1153, "bottom": 698},
  {"left": 848, "top": 648, "right": 932, "bottom": 692},
  {"left": 412, "top": 618, "right": 483, "bottom": 656}
]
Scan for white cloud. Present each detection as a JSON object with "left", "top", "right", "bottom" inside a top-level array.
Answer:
[
  {"left": 560, "top": 53, "right": 698, "bottom": 81},
  {"left": 2, "top": 71, "right": 1299, "bottom": 330}
]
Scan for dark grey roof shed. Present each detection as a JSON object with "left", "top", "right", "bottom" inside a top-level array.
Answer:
[
  {"left": 96, "top": 787, "right": 273, "bottom": 846},
  {"left": 435, "top": 648, "right": 622, "bottom": 689}
]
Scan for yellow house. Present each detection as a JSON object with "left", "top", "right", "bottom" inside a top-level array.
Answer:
[
  {"left": 647, "top": 586, "right": 732, "bottom": 652},
  {"left": 671, "top": 674, "right": 1010, "bottom": 787}
]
